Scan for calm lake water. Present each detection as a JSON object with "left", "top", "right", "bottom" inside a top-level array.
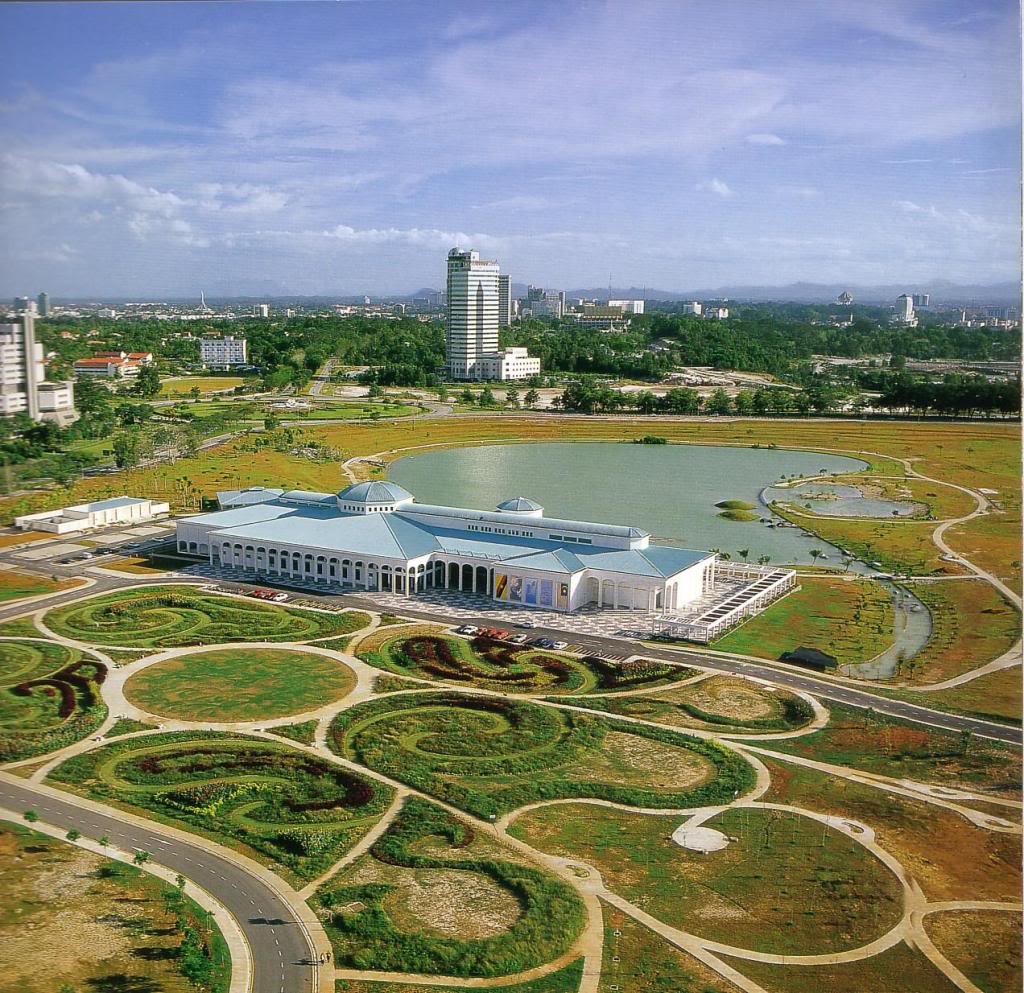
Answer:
[{"left": 389, "top": 442, "right": 867, "bottom": 567}]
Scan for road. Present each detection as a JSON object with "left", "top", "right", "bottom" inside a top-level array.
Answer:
[
  {"left": 0, "top": 775, "right": 317, "bottom": 993},
  {"left": 1, "top": 564, "right": 1019, "bottom": 745}
]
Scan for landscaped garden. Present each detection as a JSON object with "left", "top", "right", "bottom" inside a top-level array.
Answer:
[
  {"left": 356, "top": 630, "right": 678, "bottom": 694},
  {"left": 47, "top": 732, "right": 394, "bottom": 881},
  {"left": 45, "top": 586, "right": 369, "bottom": 648},
  {"left": 123, "top": 647, "right": 356, "bottom": 721},
  {"left": 509, "top": 802, "right": 905, "bottom": 956},
  {"left": 315, "top": 797, "right": 585, "bottom": 978},
  {"left": 559, "top": 674, "right": 815, "bottom": 734},
  {"left": 0, "top": 640, "right": 107, "bottom": 761},
  {"left": 0, "top": 820, "right": 231, "bottom": 993},
  {"left": 329, "top": 692, "right": 755, "bottom": 818}
]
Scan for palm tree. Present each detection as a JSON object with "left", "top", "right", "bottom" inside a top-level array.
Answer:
[
  {"left": 738, "top": 548, "right": 750, "bottom": 562},
  {"left": 809, "top": 549, "right": 823, "bottom": 565},
  {"left": 757, "top": 555, "right": 771, "bottom": 566}
]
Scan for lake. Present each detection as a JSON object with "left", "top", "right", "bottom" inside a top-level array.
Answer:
[{"left": 389, "top": 442, "right": 868, "bottom": 567}]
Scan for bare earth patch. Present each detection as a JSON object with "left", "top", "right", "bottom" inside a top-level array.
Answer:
[
  {"left": 679, "top": 676, "right": 780, "bottom": 721},
  {"left": 347, "top": 857, "right": 521, "bottom": 938},
  {"left": 574, "top": 731, "right": 714, "bottom": 790}
]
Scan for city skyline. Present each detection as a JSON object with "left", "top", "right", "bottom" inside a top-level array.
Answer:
[{"left": 0, "top": 0, "right": 1020, "bottom": 296}]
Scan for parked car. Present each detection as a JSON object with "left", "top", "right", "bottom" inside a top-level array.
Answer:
[
  {"left": 532, "top": 637, "right": 555, "bottom": 649},
  {"left": 515, "top": 620, "right": 535, "bottom": 629},
  {"left": 507, "top": 633, "right": 529, "bottom": 645},
  {"left": 549, "top": 640, "right": 568, "bottom": 651},
  {"left": 454, "top": 625, "right": 478, "bottom": 635},
  {"left": 270, "top": 592, "right": 289, "bottom": 602},
  {"left": 492, "top": 629, "right": 510, "bottom": 640}
]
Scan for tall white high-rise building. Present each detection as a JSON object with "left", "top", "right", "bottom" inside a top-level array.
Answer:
[
  {"left": 446, "top": 248, "right": 500, "bottom": 378},
  {"left": 445, "top": 249, "right": 539, "bottom": 380},
  {"left": 0, "top": 305, "right": 75, "bottom": 423},
  {"left": 895, "top": 294, "right": 915, "bottom": 324},
  {"left": 498, "top": 274, "right": 513, "bottom": 328},
  {"left": 36, "top": 292, "right": 50, "bottom": 317}
]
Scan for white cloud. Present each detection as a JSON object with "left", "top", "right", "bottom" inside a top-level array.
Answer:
[
  {"left": 696, "top": 178, "right": 734, "bottom": 199},
  {"left": 746, "top": 133, "right": 785, "bottom": 145}
]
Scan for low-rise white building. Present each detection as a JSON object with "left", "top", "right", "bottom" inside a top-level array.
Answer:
[
  {"left": 473, "top": 347, "right": 542, "bottom": 381},
  {"left": 15, "top": 496, "right": 170, "bottom": 534},
  {"left": 176, "top": 482, "right": 720, "bottom": 613}
]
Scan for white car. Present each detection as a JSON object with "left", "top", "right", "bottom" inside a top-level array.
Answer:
[
  {"left": 550, "top": 640, "right": 568, "bottom": 651},
  {"left": 455, "top": 625, "right": 478, "bottom": 635},
  {"left": 507, "top": 633, "right": 529, "bottom": 645},
  {"left": 270, "top": 592, "right": 289, "bottom": 602}
]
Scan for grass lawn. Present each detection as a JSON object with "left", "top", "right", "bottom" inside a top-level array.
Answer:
[
  {"left": 509, "top": 802, "right": 904, "bottom": 956},
  {"left": 925, "top": 910, "right": 1022, "bottom": 993},
  {"left": 329, "top": 692, "right": 755, "bottom": 818},
  {"left": 267, "top": 719, "right": 318, "bottom": 745},
  {"left": 771, "top": 508, "right": 957, "bottom": 575},
  {"left": 48, "top": 731, "right": 394, "bottom": 883},
  {"left": 762, "top": 702, "right": 1020, "bottom": 796},
  {"left": 164, "top": 398, "right": 419, "bottom": 421},
  {"left": 914, "top": 664, "right": 1023, "bottom": 724},
  {"left": 158, "top": 375, "right": 245, "bottom": 397},
  {"left": 946, "top": 510, "right": 1023, "bottom": 591},
  {"left": 760, "top": 760, "right": 1021, "bottom": 904},
  {"left": 124, "top": 647, "right": 356, "bottom": 721},
  {"left": 0, "top": 570, "right": 81, "bottom": 603},
  {"left": 0, "top": 820, "right": 231, "bottom": 993},
  {"left": 598, "top": 902, "right": 737, "bottom": 993},
  {"left": 0, "top": 530, "right": 52, "bottom": 549},
  {"left": 45, "top": 586, "right": 368, "bottom": 647},
  {"left": 724, "top": 940, "right": 962, "bottom": 993},
  {"left": 829, "top": 474, "right": 978, "bottom": 520},
  {"left": 900, "top": 580, "right": 1019, "bottom": 685},
  {"left": 713, "top": 577, "right": 894, "bottom": 664}
]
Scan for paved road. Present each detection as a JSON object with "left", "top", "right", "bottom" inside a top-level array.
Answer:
[
  {"left": 1, "top": 566, "right": 1019, "bottom": 745},
  {"left": 337, "top": 595, "right": 1024, "bottom": 745},
  {"left": 0, "top": 776, "right": 316, "bottom": 993}
]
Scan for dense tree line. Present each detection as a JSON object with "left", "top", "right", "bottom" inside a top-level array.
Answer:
[{"left": 556, "top": 375, "right": 1018, "bottom": 418}]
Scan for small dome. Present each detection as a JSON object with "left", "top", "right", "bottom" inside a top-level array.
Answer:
[
  {"left": 337, "top": 481, "right": 414, "bottom": 505},
  {"left": 496, "top": 496, "right": 544, "bottom": 515}
]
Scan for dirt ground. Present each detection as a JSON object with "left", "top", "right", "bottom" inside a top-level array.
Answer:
[{"left": 0, "top": 821, "right": 199, "bottom": 993}]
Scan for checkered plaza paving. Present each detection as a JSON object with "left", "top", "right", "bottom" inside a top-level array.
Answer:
[{"left": 182, "top": 561, "right": 753, "bottom": 642}]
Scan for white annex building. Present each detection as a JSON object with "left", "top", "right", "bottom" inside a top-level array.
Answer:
[
  {"left": 177, "top": 481, "right": 724, "bottom": 613},
  {"left": 16, "top": 496, "right": 170, "bottom": 535}
]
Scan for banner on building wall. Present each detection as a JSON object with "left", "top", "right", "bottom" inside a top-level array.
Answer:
[
  {"left": 509, "top": 576, "right": 523, "bottom": 602},
  {"left": 524, "top": 578, "right": 538, "bottom": 605},
  {"left": 557, "top": 582, "right": 569, "bottom": 609},
  {"left": 539, "top": 579, "right": 553, "bottom": 607},
  {"left": 495, "top": 573, "right": 508, "bottom": 600}
]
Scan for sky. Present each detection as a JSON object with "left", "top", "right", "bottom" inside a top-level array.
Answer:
[{"left": 0, "top": 0, "right": 1020, "bottom": 297}]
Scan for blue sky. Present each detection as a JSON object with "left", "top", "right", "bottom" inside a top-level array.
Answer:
[{"left": 0, "top": 0, "right": 1019, "bottom": 296}]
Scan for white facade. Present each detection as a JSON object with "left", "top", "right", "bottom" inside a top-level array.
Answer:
[
  {"left": 253, "top": 304, "right": 270, "bottom": 318},
  {"left": 446, "top": 248, "right": 538, "bottom": 380},
  {"left": 446, "top": 249, "right": 500, "bottom": 378},
  {"left": 0, "top": 310, "right": 76, "bottom": 423},
  {"left": 681, "top": 301, "right": 703, "bottom": 316},
  {"left": 15, "top": 496, "right": 170, "bottom": 534},
  {"left": 894, "top": 294, "right": 916, "bottom": 324},
  {"left": 176, "top": 482, "right": 720, "bottom": 615},
  {"left": 200, "top": 336, "right": 248, "bottom": 367},
  {"left": 473, "top": 347, "right": 541, "bottom": 381},
  {"left": 608, "top": 299, "right": 645, "bottom": 315}
]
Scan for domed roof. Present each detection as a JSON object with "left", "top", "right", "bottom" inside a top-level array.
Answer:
[
  {"left": 496, "top": 496, "right": 543, "bottom": 513},
  {"left": 337, "top": 481, "right": 414, "bottom": 504}
]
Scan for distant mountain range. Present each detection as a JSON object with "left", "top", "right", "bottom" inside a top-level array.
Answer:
[{"left": 31, "top": 279, "right": 1019, "bottom": 307}]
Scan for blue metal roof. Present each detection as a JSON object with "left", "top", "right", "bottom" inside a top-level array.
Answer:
[
  {"left": 77, "top": 496, "right": 151, "bottom": 511},
  {"left": 217, "top": 487, "right": 284, "bottom": 508},
  {"left": 337, "top": 481, "right": 414, "bottom": 504},
  {"left": 496, "top": 496, "right": 543, "bottom": 513}
]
